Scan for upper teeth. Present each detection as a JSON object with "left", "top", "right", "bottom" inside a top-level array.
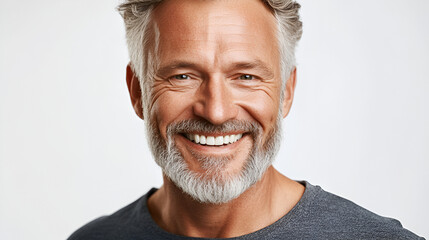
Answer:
[{"left": 186, "top": 133, "right": 243, "bottom": 146}]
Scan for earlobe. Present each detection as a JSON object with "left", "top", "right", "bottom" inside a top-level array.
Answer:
[
  {"left": 126, "top": 64, "right": 144, "bottom": 120},
  {"left": 282, "top": 67, "right": 297, "bottom": 118}
]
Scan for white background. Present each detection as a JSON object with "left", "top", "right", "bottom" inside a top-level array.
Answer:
[{"left": 1, "top": 0, "right": 428, "bottom": 239}]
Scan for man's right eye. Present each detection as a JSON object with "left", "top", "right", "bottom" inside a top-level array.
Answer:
[{"left": 173, "top": 74, "right": 190, "bottom": 80}]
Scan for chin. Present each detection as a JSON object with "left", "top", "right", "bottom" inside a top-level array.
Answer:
[{"left": 148, "top": 118, "right": 282, "bottom": 204}]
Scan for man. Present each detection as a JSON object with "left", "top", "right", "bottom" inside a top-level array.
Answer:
[{"left": 69, "top": 0, "right": 424, "bottom": 239}]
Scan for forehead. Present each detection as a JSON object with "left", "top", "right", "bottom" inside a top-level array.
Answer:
[{"left": 152, "top": 0, "right": 279, "bottom": 68}]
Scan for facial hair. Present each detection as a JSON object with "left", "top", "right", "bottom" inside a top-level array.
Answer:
[{"left": 146, "top": 117, "right": 282, "bottom": 204}]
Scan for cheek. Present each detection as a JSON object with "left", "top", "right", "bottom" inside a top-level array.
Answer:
[
  {"left": 151, "top": 91, "right": 195, "bottom": 136},
  {"left": 235, "top": 89, "right": 280, "bottom": 134}
]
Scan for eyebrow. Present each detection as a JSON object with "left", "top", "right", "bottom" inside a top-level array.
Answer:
[
  {"left": 229, "top": 60, "right": 275, "bottom": 78},
  {"left": 156, "top": 59, "right": 275, "bottom": 78},
  {"left": 156, "top": 61, "right": 201, "bottom": 77}
]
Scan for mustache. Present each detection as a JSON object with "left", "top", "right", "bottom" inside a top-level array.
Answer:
[{"left": 166, "top": 119, "right": 262, "bottom": 136}]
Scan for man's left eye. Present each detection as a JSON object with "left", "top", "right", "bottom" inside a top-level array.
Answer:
[
  {"left": 173, "top": 74, "right": 191, "bottom": 80},
  {"left": 238, "top": 74, "right": 255, "bottom": 80}
]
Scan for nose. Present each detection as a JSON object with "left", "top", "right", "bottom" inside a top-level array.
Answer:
[{"left": 193, "top": 76, "right": 239, "bottom": 125}]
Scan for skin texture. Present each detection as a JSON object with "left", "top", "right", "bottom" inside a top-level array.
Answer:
[{"left": 126, "top": 0, "right": 304, "bottom": 238}]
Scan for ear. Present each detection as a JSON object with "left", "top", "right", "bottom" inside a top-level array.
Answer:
[
  {"left": 126, "top": 64, "right": 144, "bottom": 120},
  {"left": 282, "top": 67, "right": 297, "bottom": 118}
]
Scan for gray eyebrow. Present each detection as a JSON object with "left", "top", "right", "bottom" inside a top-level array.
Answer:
[
  {"left": 229, "top": 60, "right": 275, "bottom": 78},
  {"left": 156, "top": 61, "right": 202, "bottom": 77}
]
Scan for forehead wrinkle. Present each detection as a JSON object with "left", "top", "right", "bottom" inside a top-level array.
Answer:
[{"left": 153, "top": 0, "right": 280, "bottom": 78}]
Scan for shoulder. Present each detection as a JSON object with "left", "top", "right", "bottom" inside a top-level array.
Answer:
[
  {"left": 299, "top": 182, "right": 424, "bottom": 239},
  {"left": 67, "top": 216, "right": 113, "bottom": 240},
  {"left": 68, "top": 189, "right": 158, "bottom": 240}
]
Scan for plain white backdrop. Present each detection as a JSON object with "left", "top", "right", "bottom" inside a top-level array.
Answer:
[{"left": 0, "top": 0, "right": 428, "bottom": 239}]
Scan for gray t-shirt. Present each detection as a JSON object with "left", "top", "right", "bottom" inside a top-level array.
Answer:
[{"left": 68, "top": 182, "right": 424, "bottom": 239}]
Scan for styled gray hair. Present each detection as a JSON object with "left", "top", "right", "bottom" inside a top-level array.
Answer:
[{"left": 117, "top": 0, "right": 302, "bottom": 117}]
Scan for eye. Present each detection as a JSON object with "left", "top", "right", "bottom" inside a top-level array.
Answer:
[
  {"left": 173, "top": 74, "right": 191, "bottom": 80},
  {"left": 238, "top": 74, "right": 255, "bottom": 80}
]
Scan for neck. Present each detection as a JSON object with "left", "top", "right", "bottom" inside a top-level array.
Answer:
[{"left": 147, "top": 166, "right": 305, "bottom": 238}]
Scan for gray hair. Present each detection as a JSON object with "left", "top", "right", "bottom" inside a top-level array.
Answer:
[{"left": 117, "top": 0, "right": 302, "bottom": 117}]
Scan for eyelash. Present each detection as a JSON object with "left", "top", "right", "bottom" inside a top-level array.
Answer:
[
  {"left": 172, "top": 74, "right": 191, "bottom": 80},
  {"left": 238, "top": 74, "right": 255, "bottom": 80}
]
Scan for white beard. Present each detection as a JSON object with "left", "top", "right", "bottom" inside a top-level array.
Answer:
[{"left": 146, "top": 117, "right": 282, "bottom": 204}]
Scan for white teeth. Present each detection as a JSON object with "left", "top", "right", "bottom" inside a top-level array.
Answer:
[
  {"left": 229, "top": 135, "right": 235, "bottom": 143},
  {"left": 200, "top": 135, "right": 206, "bottom": 144},
  {"left": 186, "top": 133, "right": 244, "bottom": 146},
  {"left": 206, "top": 136, "right": 215, "bottom": 145},
  {"left": 215, "top": 136, "right": 223, "bottom": 145}
]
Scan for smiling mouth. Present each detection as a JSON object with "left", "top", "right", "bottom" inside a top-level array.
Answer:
[{"left": 184, "top": 133, "right": 244, "bottom": 146}]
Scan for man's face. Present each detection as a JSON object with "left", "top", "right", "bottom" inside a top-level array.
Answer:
[{"left": 145, "top": 0, "right": 290, "bottom": 203}]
